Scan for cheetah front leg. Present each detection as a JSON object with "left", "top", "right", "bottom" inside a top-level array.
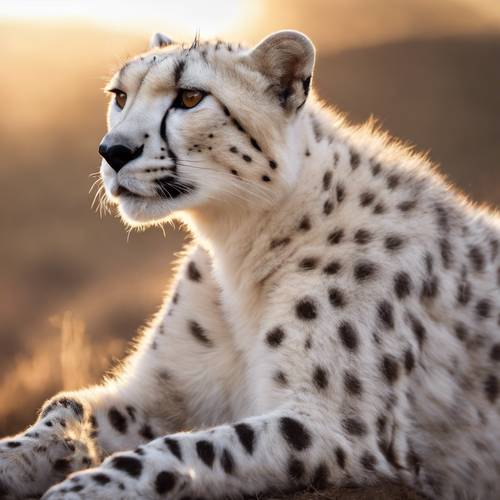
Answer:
[
  {"left": 41, "top": 406, "right": 392, "bottom": 500},
  {"left": 0, "top": 246, "right": 237, "bottom": 498}
]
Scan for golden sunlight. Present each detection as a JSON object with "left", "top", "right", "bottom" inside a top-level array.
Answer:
[{"left": 0, "top": 0, "right": 263, "bottom": 39}]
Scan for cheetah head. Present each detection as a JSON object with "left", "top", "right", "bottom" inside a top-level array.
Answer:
[{"left": 99, "top": 30, "right": 315, "bottom": 225}]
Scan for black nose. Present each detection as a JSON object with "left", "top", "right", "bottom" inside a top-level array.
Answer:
[{"left": 98, "top": 143, "right": 143, "bottom": 173}]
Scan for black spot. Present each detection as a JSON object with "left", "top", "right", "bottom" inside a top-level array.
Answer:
[
  {"left": 435, "top": 204, "right": 449, "bottom": 232},
  {"left": 327, "top": 228, "right": 344, "bottom": 245},
  {"left": 381, "top": 355, "right": 399, "bottom": 384},
  {"left": 354, "top": 229, "right": 372, "bottom": 245},
  {"left": 304, "top": 336, "right": 312, "bottom": 350},
  {"left": 270, "top": 237, "right": 291, "bottom": 249},
  {"left": 323, "top": 199, "right": 334, "bottom": 215},
  {"left": 344, "top": 372, "right": 363, "bottom": 396},
  {"left": 155, "top": 471, "right": 176, "bottom": 494},
  {"left": 338, "top": 321, "right": 359, "bottom": 351},
  {"left": 298, "top": 215, "right": 311, "bottom": 231},
  {"left": 490, "top": 343, "right": 500, "bottom": 361},
  {"left": 266, "top": 327, "right": 285, "bottom": 347},
  {"left": 476, "top": 299, "right": 491, "bottom": 319},
  {"left": 484, "top": 374, "right": 499, "bottom": 403},
  {"left": 187, "top": 261, "right": 202, "bottom": 282},
  {"left": 398, "top": 200, "right": 417, "bottom": 212},
  {"left": 373, "top": 202, "right": 386, "bottom": 214},
  {"left": 360, "top": 191, "right": 375, "bottom": 207},
  {"left": 112, "top": 455, "right": 143, "bottom": 478},
  {"left": 125, "top": 405, "right": 136, "bottom": 422},
  {"left": 342, "top": 417, "right": 367, "bottom": 436},
  {"left": 328, "top": 287, "right": 346, "bottom": 308},
  {"left": 322, "top": 171, "right": 332, "bottom": 191},
  {"left": 404, "top": 349, "right": 415, "bottom": 373},
  {"left": 312, "top": 463, "right": 329, "bottom": 489},
  {"left": 269, "top": 160, "right": 278, "bottom": 169},
  {"left": 139, "top": 424, "right": 154, "bottom": 440},
  {"left": 188, "top": 320, "right": 213, "bottom": 346},
  {"left": 230, "top": 169, "right": 239, "bottom": 176},
  {"left": 371, "top": 163, "right": 381, "bottom": 176},
  {"left": 468, "top": 246, "right": 485, "bottom": 272},
  {"left": 274, "top": 371, "right": 288, "bottom": 386},
  {"left": 394, "top": 272, "right": 412, "bottom": 299},
  {"left": 108, "top": 407, "right": 127, "bottom": 434},
  {"left": 454, "top": 323, "right": 468, "bottom": 342},
  {"left": 323, "top": 260, "right": 341, "bottom": 275},
  {"left": 6, "top": 441, "right": 21, "bottom": 448},
  {"left": 361, "top": 451, "right": 377, "bottom": 471},
  {"left": 222, "top": 105, "right": 230, "bottom": 116},
  {"left": 377, "top": 300, "right": 394, "bottom": 329},
  {"left": 439, "top": 238, "right": 453, "bottom": 269},
  {"left": 384, "top": 234, "right": 404, "bottom": 252},
  {"left": 354, "top": 261, "right": 377, "bottom": 282},
  {"left": 335, "top": 447, "right": 346, "bottom": 469},
  {"left": 350, "top": 150, "right": 360, "bottom": 169},
  {"left": 234, "top": 423, "right": 255, "bottom": 455},
  {"left": 336, "top": 184, "right": 345, "bottom": 203},
  {"left": 229, "top": 146, "right": 238, "bottom": 153},
  {"left": 299, "top": 257, "right": 319, "bottom": 271},
  {"left": 295, "top": 298, "right": 318, "bottom": 320},
  {"left": 196, "top": 440, "right": 215, "bottom": 468},
  {"left": 221, "top": 448, "right": 235, "bottom": 474},
  {"left": 250, "top": 137, "right": 262, "bottom": 152},
  {"left": 70, "top": 485, "right": 84, "bottom": 493},
  {"left": 386, "top": 174, "right": 400, "bottom": 190},
  {"left": 457, "top": 280, "right": 472, "bottom": 305},
  {"left": 242, "top": 154, "right": 252, "bottom": 162},
  {"left": 93, "top": 473, "right": 111, "bottom": 485},
  {"left": 408, "top": 313, "right": 426, "bottom": 347},
  {"left": 174, "top": 59, "right": 186, "bottom": 85},
  {"left": 164, "top": 438, "right": 183, "bottom": 462},
  {"left": 288, "top": 457, "right": 305, "bottom": 481},
  {"left": 261, "top": 175, "right": 271, "bottom": 182},
  {"left": 313, "top": 366, "right": 329, "bottom": 390},
  {"left": 280, "top": 417, "right": 311, "bottom": 451},
  {"left": 421, "top": 275, "right": 439, "bottom": 299}
]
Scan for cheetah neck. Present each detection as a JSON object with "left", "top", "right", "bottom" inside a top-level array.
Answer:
[{"left": 182, "top": 106, "right": 332, "bottom": 349}]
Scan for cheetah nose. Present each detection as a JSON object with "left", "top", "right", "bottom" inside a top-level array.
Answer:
[{"left": 98, "top": 143, "right": 144, "bottom": 173}]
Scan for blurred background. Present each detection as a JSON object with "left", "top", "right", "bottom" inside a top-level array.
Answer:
[{"left": 1, "top": 0, "right": 499, "bottom": 436}]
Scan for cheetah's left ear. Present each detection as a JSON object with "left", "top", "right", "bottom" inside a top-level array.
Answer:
[
  {"left": 149, "top": 32, "right": 173, "bottom": 49},
  {"left": 247, "top": 30, "right": 315, "bottom": 112}
]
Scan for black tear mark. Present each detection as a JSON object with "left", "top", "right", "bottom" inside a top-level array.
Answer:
[{"left": 250, "top": 137, "right": 262, "bottom": 152}]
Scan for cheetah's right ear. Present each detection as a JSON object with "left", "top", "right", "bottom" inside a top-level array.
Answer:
[
  {"left": 149, "top": 32, "right": 173, "bottom": 49},
  {"left": 247, "top": 30, "right": 315, "bottom": 112}
]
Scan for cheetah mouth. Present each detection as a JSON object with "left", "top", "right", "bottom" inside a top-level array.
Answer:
[
  {"left": 115, "top": 185, "right": 144, "bottom": 198},
  {"left": 155, "top": 176, "right": 195, "bottom": 199}
]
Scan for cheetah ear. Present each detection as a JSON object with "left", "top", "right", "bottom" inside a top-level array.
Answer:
[
  {"left": 248, "top": 30, "right": 315, "bottom": 112},
  {"left": 149, "top": 32, "right": 173, "bottom": 49}
]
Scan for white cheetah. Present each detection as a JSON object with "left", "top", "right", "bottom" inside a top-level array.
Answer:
[{"left": 1, "top": 30, "right": 499, "bottom": 500}]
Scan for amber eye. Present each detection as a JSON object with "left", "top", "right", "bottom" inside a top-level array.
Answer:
[
  {"left": 180, "top": 89, "right": 204, "bottom": 109},
  {"left": 111, "top": 90, "right": 127, "bottom": 110}
]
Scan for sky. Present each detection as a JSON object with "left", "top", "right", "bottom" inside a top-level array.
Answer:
[{"left": 0, "top": 0, "right": 264, "bottom": 39}]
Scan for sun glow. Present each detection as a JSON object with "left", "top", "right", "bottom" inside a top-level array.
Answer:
[{"left": 0, "top": 0, "right": 263, "bottom": 39}]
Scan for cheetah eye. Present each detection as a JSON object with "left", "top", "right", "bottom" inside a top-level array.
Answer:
[
  {"left": 110, "top": 89, "right": 127, "bottom": 110},
  {"left": 178, "top": 89, "right": 205, "bottom": 109}
]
